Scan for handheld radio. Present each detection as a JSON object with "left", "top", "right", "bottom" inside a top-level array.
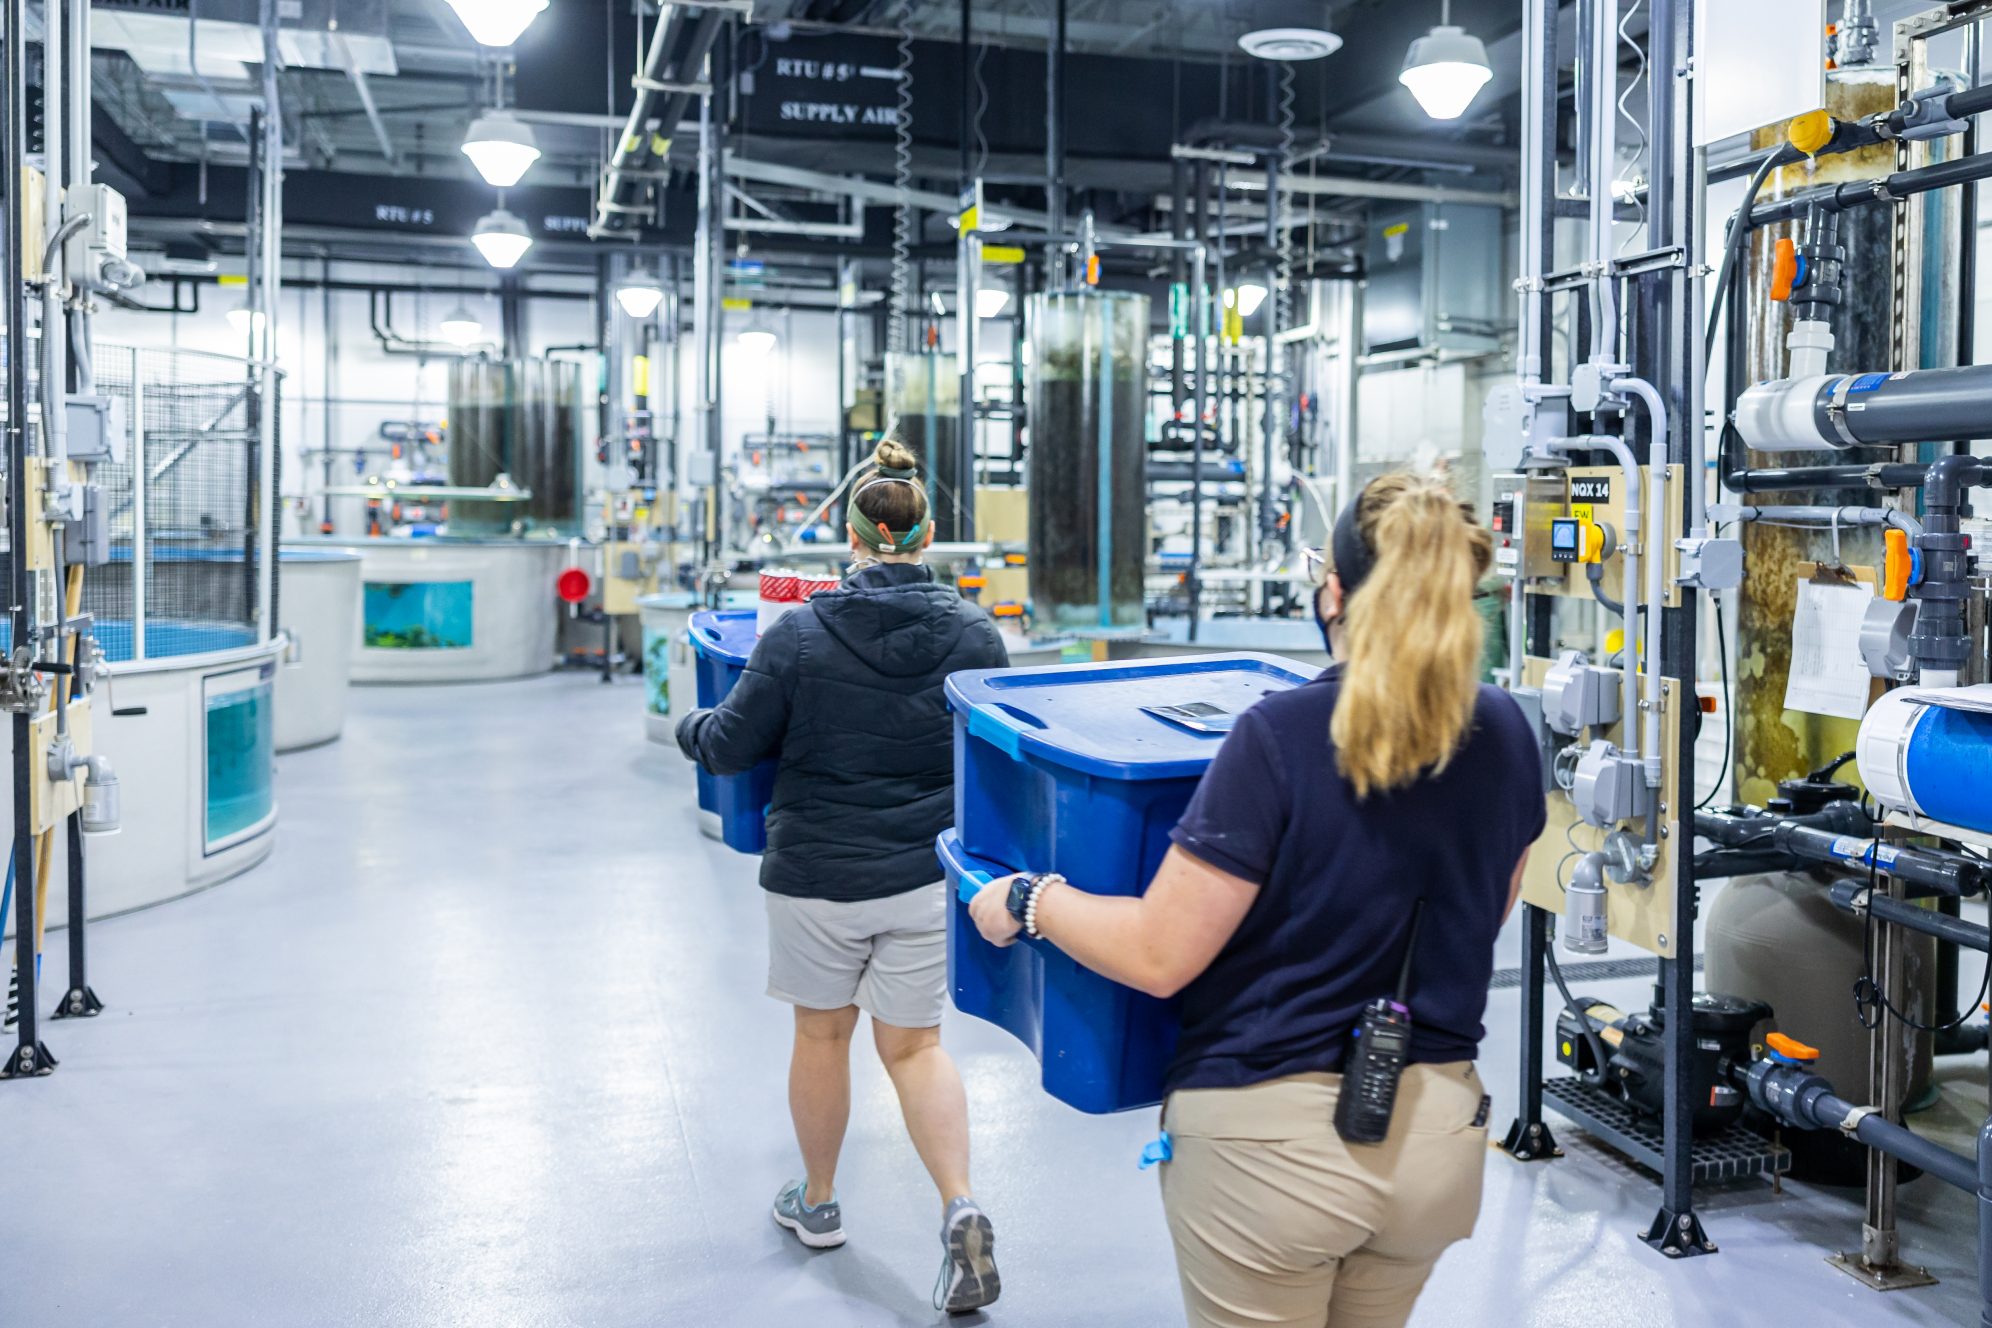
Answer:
[{"left": 1333, "top": 900, "right": 1428, "bottom": 1146}]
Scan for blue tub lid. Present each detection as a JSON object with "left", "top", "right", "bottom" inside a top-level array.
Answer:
[
  {"left": 946, "top": 653, "right": 1318, "bottom": 780},
  {"left": 689, "top": 609, "right": 760, "bottom": 665}
]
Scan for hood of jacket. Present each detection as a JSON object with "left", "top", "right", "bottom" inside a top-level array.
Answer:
[{"left": 808, "top": 562, "right": 969, "bottom": 680}]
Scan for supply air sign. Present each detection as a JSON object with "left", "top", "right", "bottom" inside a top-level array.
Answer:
[{"left": 743, "top": 33, "right": 904, "bottom": 139}]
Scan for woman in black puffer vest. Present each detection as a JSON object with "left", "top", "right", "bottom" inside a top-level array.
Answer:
[{"left": 677, "top": 436, "right": 1008, "bottom": 1312}]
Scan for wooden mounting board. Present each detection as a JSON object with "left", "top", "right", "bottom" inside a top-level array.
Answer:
[{"left": 1517, "top": 655, "right": 1685, "bottom": 959}]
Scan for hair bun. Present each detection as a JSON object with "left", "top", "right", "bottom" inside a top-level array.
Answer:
[{"left": 873, "top": 437, "right": 919, "bottom": 476}]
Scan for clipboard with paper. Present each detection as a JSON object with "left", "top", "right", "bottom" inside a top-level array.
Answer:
[{"left": 1784, "top": 561, "right": 1882, "bottom": 722}]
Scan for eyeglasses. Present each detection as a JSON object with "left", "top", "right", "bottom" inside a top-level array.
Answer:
[{"left": 1301, "top": 546, "right": 1328, "bottom": 582}]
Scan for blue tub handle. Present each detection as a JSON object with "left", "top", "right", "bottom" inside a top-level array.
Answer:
[
  {"left": 955, "top": 870, "right": 994, "bottom": 904},
  {"left": 967, "top": 702, "right": 1045, "bottom": 759}
]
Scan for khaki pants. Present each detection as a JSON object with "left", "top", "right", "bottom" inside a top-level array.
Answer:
[{"left": 1159, "top": 1063, "right": 1489, "bottom": 1328}]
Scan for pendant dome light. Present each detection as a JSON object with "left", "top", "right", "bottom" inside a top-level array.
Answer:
[
  {"left": 439, "top": 307, "right": 484, "bottom": 347},
  {"left": 462, "top": 110, "right": 541, "bottom": 188},
  {"left": 443, "top": 0, "right": 550, "bottom": 48},
  {"left": 1400, "top": 0, "right": 1493, "bottom": 122},
  {"left": 616, "top": 267, "right": 666, "bottom": 319},
  {"left": 736, "top": 329, "right": 778, "bottom": 355},
  {"left": 471, "top": 208, "right": 534, "bottom": 270}
]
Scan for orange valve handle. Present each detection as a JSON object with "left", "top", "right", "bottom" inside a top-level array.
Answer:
[
  {"left": 1882, "top": 527, "right": 1912, "bottom": 601},
  {"left": 1766, "top": 1032, "right": 1820, "bottom": 1064},
  {"left": 1769, "top": 237, "right": 1801, "bottom": 302}
]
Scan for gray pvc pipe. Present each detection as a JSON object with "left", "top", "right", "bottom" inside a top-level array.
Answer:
[{"left": 1739, "top": 505, "right": 1925, "bottom": 538}]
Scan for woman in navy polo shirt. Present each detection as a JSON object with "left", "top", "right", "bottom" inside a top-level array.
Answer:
[{"left": 971, "top": 473, "right": 1544, "bottom": 1328}]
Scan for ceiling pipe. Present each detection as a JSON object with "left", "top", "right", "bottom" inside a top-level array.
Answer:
[{"left": 591, "top": 6, "right": 727, "bottom": 238}]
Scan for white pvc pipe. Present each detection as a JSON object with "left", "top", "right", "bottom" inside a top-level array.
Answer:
[
  {"left": 41, "top": 0, "right": 66, "bottom": 470},
  {"left": 1518, "top": 0, "right": 1548, "bottom": 384},
  {"left": 1622, "top": 378, "right": 1671, "bottom": 791},
  {"left": 1588, "top": 0, "right": 1619, "bottom": 364}
]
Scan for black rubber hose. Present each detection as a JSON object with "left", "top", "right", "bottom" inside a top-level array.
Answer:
[
  {"left": 1705, "top": 150, "right": 1793, "bottom": 366},
  {"left": 1544, "top": 941, "right": 1611, "bottom": 1089}
]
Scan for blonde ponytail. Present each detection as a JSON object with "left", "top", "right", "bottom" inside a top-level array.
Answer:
[{"left": 1331, "top": 473, "right": 1494, "bottom": 799}]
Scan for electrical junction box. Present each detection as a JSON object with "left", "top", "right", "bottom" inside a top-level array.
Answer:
[
  {"left": 64, "top": 394, "right": 127, "bottom": 465},
  {"left": 73, "top": 483, "right": 110, "bottom": 567},
  {"left": 1481, "top": 385, "right": 1572, "bottom": 474},
  {"left": 84, "top": 183, "right": 126, "bottom": 261},
  {"left": 1542, "top": 650, "right": 1621, "bottom": 735}
]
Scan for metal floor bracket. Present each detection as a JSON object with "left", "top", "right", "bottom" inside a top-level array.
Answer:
[
  {"left": 1644, "top": 1206, "right": 1719, "bottom": 1258},
  {"left": 0, "top": 1041, "right": 56, "bottom": 1078},
  {"left": 1828, "top": 1252, "right": 1939, "bottom": 1292},
  {"left": 52, "top": 986, "right": 103, "bottom": 1019},
  {"left": 1499, "top": 1116, "right": 1563, "bottom": 1162}
]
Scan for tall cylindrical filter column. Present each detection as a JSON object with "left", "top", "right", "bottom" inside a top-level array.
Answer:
[
  {"left": 448, "top": 359, "right": 516, "bottom": 536},
  {"left": 1028, "top": 290, "right": 1149, "bottom": 634},
  {"left": 886, "top": 352, "right": 964, "bottom": 542}
]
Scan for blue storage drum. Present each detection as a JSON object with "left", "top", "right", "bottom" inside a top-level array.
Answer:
[{"left": 942, "top": 653, "right": 1316, "bottom": 1113}]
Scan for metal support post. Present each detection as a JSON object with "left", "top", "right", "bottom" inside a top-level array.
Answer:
[
  {"left": 2, "top": 0, "right": 52, "bottom": 1079},
  {"left": 1045, "top": 0, "right": 1066, "bottom": 287},
  {"left": 254, "top": 0, "right": 282, "bottom": 640},
  {"left": 53, "top": 817, "right": 100, "bottom": 1018},
  {"left": 1499, "top": 903, "right": 1563, "bottom": 1160},
  {"left": 1189, "top": 245, "right": 1208, "bottom": 642},
  {"left": 694, "top": 74, "right": 725, "bottom": 578},
  {"left": 1830, "top": 870, "right": 1938, "bottom": 1288},
  {"left": 958, "top": 187, "right": 980, "bottom": 542},
  {"left": 1979, "top": 1114, "right": 1992, "bottom": 1328}
]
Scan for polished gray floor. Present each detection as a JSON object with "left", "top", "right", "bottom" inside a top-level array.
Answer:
[{"left": 1, "top": 672, "right": 1981, "bottom": 1326}]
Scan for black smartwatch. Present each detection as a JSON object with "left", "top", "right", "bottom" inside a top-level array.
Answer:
[{"left": 1005, "top": 875, "right": 1040, "bottom": 927}]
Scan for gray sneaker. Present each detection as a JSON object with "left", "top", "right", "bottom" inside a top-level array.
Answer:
[
  {"left": 772, "top": 1180, "right": 846, "bottom": 1249},
  {"left": 933, "top": 1197, "right": 1000, "bottom": 1314}
]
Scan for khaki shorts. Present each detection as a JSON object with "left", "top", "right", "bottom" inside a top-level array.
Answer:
[
  {"left": 1159, "top": 1062, "right": 1490, "bottom": 1328},
  {"left": 764, "top": 882, "right": 948, "bottom": 1029}
]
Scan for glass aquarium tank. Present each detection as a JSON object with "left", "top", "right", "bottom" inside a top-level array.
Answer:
[
  {"left": 1027, "top": 290, "right": 1150, "bottom": 634},
  {"left": 885, "top": 352, "right": 964, "bottom": 542},
  {"left": 363, "top": 580, "right": 475, "bottom": 649},
  {"left": 204, "top": 667, "right": 275, "bottom": 850}
]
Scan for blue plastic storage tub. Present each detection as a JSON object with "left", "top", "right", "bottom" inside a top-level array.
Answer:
[
  {"left": 944, "top": 653, "right": 1317, "bottom": 1112},
  {"left": 688, "top": 609, "right": 778, "bottom": 853}
]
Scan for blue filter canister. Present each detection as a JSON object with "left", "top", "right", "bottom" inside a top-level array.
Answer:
[{"left": 1904, "top": 704, "right": 1992, "bottom": 836}]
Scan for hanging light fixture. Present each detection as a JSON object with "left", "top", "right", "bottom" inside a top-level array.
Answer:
[
  {"left": 616, "top": 267, "right": 666, "bottom": 319},
  {"left": 226, "top": 305, "right": 266, "bottom": 338},
  {"left": 1231, "top": 283, "right": 1269, "bottom": 318},
  {"left": 974, "top": 288, "right": 1011, "bottom": 319},
  {"left": 443, "top": 0, "right": 549, "bottom": 48},
  {"left": 1400, "top": 1, "right": 1493, "bottom": 122},
  {"left": 461, "top": 110, "right": 542, "bottom": 188},
  {"left": 737, "top": 329, "right": 778, "bottom": 355},
  {"left": 439, "top": 306, "right": 484, "bottom": 347},
  {"left": 471, "top": 208, "right": 534, "bottom": 269}
]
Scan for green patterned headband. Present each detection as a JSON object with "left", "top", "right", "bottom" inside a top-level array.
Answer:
[{"left": 848, "top": 466, "right": 931, "bottom": 552}]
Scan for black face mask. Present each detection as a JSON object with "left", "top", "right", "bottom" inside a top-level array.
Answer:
[
  {"left": 1318, "top": 491, "right": 1375, "bottom": 661},
  {"left": 1313, "top": 586, "right": 1337, "bottom": 660}
]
